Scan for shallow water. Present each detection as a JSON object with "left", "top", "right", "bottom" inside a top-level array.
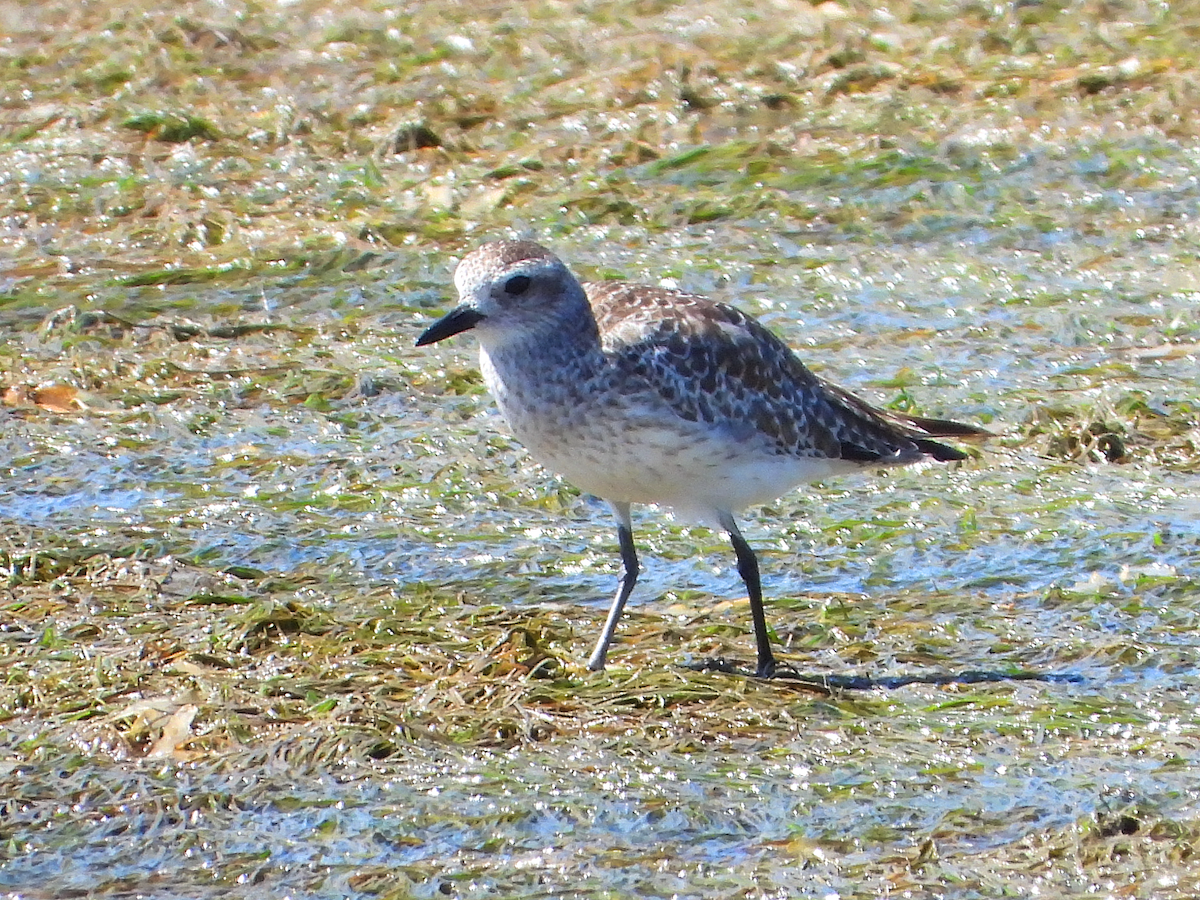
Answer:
[
  {"left": 4, "top": 40, "right": 1200, "bottom": 894},
  {"left": 4, "top": 209, "right": 1200, "bottom": 895},
  {"left": 3, "top": 230, "right": 1196, "bottom": 595},
  {"left": 5, "top": 664, "right": 1198, "bottom": 898}
]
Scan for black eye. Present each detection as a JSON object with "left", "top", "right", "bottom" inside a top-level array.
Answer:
[{"left": 504, "top": 275, "right": 531, "bottom": 296}]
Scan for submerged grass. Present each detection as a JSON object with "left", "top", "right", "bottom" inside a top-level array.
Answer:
[
  {"left": 2, "top": 0, "right": 1200, "bottom": 897},
  {"left": 4, "top": 0, "right": 1200, "bottom": 285}
]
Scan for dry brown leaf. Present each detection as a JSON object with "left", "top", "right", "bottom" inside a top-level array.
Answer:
[
  {"left": 147, "top": 704, "right": 199, "bottom": 759},
  {"left": 31, "top": 384, "right": 84, "bottom": 412},
  {"left": 1, "top": 385, "right": 30, "bottom": 407},
  {"left": 2, "top": 384, "right": 86, "bottom": 412}
]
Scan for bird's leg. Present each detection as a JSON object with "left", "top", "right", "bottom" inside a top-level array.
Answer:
[
  {"left": 719, "top": 512, "right": 777, "bottom": 678},
  {"left": 587, "top": 502, "right": 638, "bottom": 671}
]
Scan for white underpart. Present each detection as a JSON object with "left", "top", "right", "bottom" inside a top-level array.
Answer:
[{"left": 480, "top": 346, "right": 856, "bottom": 527}]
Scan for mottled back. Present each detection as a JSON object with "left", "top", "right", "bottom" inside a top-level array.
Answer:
[{"left": 585, "top": 281, "right": 972, "bottom": 465}]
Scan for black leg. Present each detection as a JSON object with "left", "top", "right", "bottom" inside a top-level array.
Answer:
[
  {"left": 587, "top": 502, "right": 638, "bottom": 671},
  {"left": 719, "top": 512, "right": 777, "bottom": 678}
]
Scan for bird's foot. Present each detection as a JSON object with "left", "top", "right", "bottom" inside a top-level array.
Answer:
[
  {"left": 685, "top": 656, "right": 828, "bottom": 690},
  {"left": 686, "top": 656, "right": 747, "bottom": 675},
  {"left": 755, "top": 656, "right": 778, "bottom": 679}
]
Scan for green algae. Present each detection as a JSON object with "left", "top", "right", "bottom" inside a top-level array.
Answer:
[{"left": 1, "top": 0, "right": 1200, "bottom": 897}]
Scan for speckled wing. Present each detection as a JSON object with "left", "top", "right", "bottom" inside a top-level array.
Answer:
[{"left": 584, "top": 281, "right": 970, "bottom": 464}]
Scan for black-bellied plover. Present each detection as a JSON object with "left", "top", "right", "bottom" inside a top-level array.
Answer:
[{"left": 417, "top": 241, "right": 987, "bottom": 678}]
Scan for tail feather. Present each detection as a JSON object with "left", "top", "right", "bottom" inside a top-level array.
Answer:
[
  {"left": 818, "top": 378, "right": 992, "bottom": 464},
  {"left": 895, "top": 412, "right": 993, "bottom": 442},
  {"left": 904, "top": 414, "right": 991, "bottom": 462},
  {"left": 913, "top": 437, "right": 970, "bottom": 462}
]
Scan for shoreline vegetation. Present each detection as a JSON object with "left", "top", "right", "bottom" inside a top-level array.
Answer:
[{"left": 2, "top": 1, "right": 1200, "bottom": 897}]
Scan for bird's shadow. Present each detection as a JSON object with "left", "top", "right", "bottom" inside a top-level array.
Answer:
[{"left": 686, "top": 658, "right": 1083, "bottom": 694}]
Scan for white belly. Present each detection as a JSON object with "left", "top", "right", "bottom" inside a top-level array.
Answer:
[
  {"left": 480, "top": 345, "right": 856, "bottom": 523},
  {"left": 515, "top": 414, "right": 850, "bottom": 524}
]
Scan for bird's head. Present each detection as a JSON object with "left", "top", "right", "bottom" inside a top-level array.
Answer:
[{"left": 416, "top": 240, "right": 588, "bottom": 348}]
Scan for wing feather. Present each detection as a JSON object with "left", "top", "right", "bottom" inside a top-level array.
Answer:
[{"left": 585, "top": 282, "right": 984, "bottom": 464}]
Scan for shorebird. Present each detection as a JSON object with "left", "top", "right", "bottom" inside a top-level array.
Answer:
[{"left": 417, "top": 241, "right": 987, "bottom": 677}]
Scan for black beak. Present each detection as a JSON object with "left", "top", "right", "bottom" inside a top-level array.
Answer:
[{"left": 416, "top": 305, "right": 486, "bottom": 346}]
